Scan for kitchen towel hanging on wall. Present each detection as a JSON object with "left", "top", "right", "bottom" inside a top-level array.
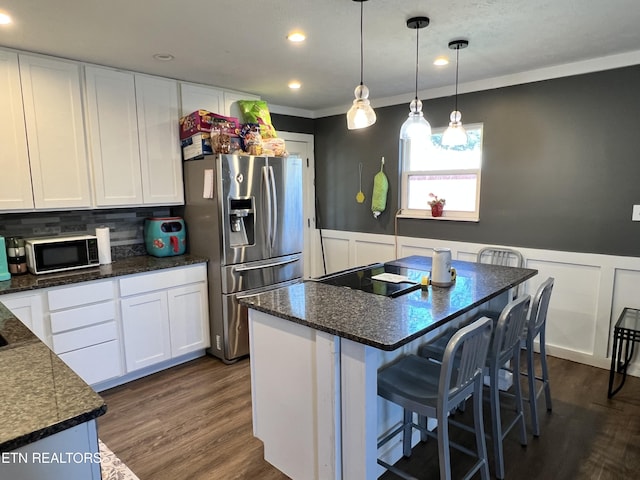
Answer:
[{"left": 371, "top": 156, "right": 388, "bottom": 218}]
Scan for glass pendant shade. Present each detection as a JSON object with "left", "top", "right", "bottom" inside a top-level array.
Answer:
[
  {"left": 442, "top": 39, "right": 469, "bottom": 147},
  {"left": 346, "top": 0, "right": 376, "bottom": 130},
  {"left": 347, "top": 83, "right": 376, "bottom": 130},
  {"left": 400, "top": 17, "right": 431, "bottom": 146},
  {"left": 400, "top": 98, "right": 431, "bottom": 140},
  {"left": 441, "top": 110, "right": 468, "bottom": 146}
]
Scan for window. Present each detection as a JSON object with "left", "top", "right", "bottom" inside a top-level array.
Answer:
[{"left": 399, "top": 123, "right": 483, "bottom": 221}]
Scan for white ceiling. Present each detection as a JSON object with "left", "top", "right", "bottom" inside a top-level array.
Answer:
[{"left": 2, "top": 0, "right": 640, "bottom": 117}]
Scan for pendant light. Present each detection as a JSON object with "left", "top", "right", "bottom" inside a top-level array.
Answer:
[
  {"left": 346, "top": 0, "right": 376, "bottom": 130},
  {"left": 399, "top": 17, "right": 431, "bottom": 143},
  {"left": 441, "top": 39, "right": 469, "bottom": 147}
]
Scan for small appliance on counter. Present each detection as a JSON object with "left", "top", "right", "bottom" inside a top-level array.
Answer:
[
  {"left": 6, "top": 237, "right": 28, "bottom": 275},
  {"left": 144, "top": 217, "right": 186, "bottom": 257},
  {"left": 0, "top": 236, "right": 11, "bottom": 281},
  {"left": 24, "top": 235, "right": 100, "bottom": 275}
]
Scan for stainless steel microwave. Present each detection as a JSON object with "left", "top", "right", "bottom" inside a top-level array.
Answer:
[{"left": 25, "top": 235, "right": 100, "bottom": 275}]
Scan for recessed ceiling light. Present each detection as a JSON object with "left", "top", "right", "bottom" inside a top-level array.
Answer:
[
  {"left": 287, "top": 32, "right": 306, "bottom": 43},
  {"left": 0, "top": 12, "right": 12, "bottom": 25},
  {"left": 288, "top": 81, "right": 302, "bottom": 90},
  {"left": 434, "top": 57, "right": 449, "bottom": 66},
  {"left": 153, "top": 53, "right": 175, "bottom": 61}
]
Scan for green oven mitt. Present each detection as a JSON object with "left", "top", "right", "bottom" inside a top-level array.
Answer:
[{"left": 371, "top": 157, "right": 388, "bottom": 218}]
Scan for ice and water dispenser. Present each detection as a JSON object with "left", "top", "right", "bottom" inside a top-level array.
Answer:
[{"left": 228, "top": 198, "right": 255, "bottom": 247}]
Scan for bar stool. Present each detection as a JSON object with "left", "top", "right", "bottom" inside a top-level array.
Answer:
[
  {"left": 477, "top": 247, "right": 525, "bottom": 301},
  {"left": 521, "top": 277, "right": 554, "bottom": 436},
  {"left": 419, "top": 295, "right": 531, "bottom": 480},
  {"left": 377, "top": 317, "right": 494, "bottom": 480}
]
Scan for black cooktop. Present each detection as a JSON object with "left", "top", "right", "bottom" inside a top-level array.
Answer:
[{"left": 316, "top": 263, "right": 424, "bottom": 298}]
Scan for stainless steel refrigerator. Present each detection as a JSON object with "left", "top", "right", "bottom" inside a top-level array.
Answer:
[{"left": 183, "top": 154, "right": 303, "bottom": 363}]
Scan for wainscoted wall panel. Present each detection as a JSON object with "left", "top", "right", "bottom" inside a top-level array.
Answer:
[
  {"left": 313, "top": 229, "right": 640, "bottom": 378},
  {"left": 353, "top": 240, "right": 396, "bottom": 269},
  {"left": 528, "top": 259, "right": 601, "bottom": 356},
  {"left": 0, "top": 207, "right": 170, "bottom": 259},
  {"left": 322, "top": 237, "right": 350, "bottom": 275}
]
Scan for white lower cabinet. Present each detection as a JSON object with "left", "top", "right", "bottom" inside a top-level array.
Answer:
[
  {"left": 120, "top": 264, "right": 210, "bottom": 373},
  {"left": 48, "top": 280, "right": 123, "bottom": 386},
  {"left": 168, "top": 283, "right": 209, "bottom": 357},
  {"left": 1, "top": 291, "right": 48, "bottom": 346},
  {"left": 0, "top": 263, "right": 209, "bottom": 387},
  {"left": 121, "top": 291, "right": 172, "bottom": 371}
]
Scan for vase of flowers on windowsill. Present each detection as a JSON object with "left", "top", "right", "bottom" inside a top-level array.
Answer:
[{"left": 428, "top": 193, "right": 445, "bottom": 217}]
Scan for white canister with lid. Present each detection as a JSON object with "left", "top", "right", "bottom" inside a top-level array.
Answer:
[{"left": 431, "top": 248, "right": 457, "bottom": 287}]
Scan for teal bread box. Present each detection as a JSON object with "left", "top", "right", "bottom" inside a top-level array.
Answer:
[
  {"left": 144, "top": 217, "right": 186, "bottom": 257},
  {"left": 0, "top": 236, "right": 10, "bottom": 281}
]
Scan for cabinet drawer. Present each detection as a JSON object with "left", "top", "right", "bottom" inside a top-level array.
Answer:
[
  {"left": 48, "top": 280, "right": 114, "bottom": 310},
  {"left": 120, "top": 264, "right": 206, "bottom": 296},
  {"left": 50, "top": 300, "right": 116, "bottom": 333},
  {"left": 52, "top": 321, "right": 117, "bottom": 354},
  {"left": 59, "top": 340, "right": 122, "bottom": 386}
]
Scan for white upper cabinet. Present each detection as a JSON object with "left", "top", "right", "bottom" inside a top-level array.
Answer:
[
  {"left": 86, "top": 68, "right": 183, "bottom": 206},
  {"left": 19, "top": 54, "right": 91, "bottom": 209},
  {"left": 180, "top": 83, "right": 224, "bottom": 117},
  {"left": 135, "top": 74, "right": 184, "bottom": 205},
  {"left": 0, "top": 50, "right": 33, "bottom": 210},
  {"left": 1, "top": 47, "right": 262, "bottom": 211},
  {"left": 223, "top": 90, "right": 260, "bottom": 120},
  {"left": 85, "top": 66, "right": 143, "bottom": 206}
]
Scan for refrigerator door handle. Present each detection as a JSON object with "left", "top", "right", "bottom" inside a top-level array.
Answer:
[
  {"left": 269, "top": 165, "right": 278, "bottom": 249},
  {"left": 233, "top": 257, "right": 300, "bottom": 273},
  {"left": 235, "top": 277, "right": 301, "bottom": 300},
  {"left": 262, "top": 165, "right": 272, "bottom": 248}
]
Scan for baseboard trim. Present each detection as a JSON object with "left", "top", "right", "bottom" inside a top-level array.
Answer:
[{"left": 92, "top": 350, "right": 206, "bottom": 392}]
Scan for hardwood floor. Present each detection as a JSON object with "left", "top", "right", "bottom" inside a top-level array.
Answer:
[
  {"left": 98, "top": 354, "right": 640, "bottom": 480},
  {"left": 98, "top": 356, "right": 288, "bottom": 480}
]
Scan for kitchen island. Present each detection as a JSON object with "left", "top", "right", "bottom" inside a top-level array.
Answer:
[
  {"left": 0, "top": 302, "right": 105, "bottom": 479},
  {"left": 241, "top": 255, "right": 537, "bottom": 480},
  {"left": 0, "top": 253, "right": 209, "bottom": 478}
]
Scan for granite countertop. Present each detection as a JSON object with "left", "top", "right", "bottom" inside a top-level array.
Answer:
[
  {"left": 0, "top": 303, "right": 106, "bottom": 451},
  {"left": 0, "top": 253, "right": 208, "bottom": 452},
  {"left": 0, "top": 253, "right": 208, "bottom": 295},
  {"left": 240, "top": 255, "right": 537, "bottom": 351}
]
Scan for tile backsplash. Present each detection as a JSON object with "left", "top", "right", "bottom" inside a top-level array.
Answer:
[{"left": 0, "top": 207, "right": 171, "bottom": 260}]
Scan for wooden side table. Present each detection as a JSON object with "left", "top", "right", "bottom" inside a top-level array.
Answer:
[{"left": 608, "top": 307, "right": 640, "bottom": 398}]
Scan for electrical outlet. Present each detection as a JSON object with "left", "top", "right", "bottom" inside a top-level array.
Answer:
[{"left": 632, "top": 205, "right": 640, "bottom": 221}]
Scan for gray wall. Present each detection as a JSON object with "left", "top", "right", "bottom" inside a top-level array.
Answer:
[
  {"left": 271, "top": 113, "right": 315, "bottom": 135},
  {"left": 314, "top": 65, "right": 640, "bottom": 257}
]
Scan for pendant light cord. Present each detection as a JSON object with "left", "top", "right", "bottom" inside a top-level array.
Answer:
[
  {"left": 414, "top": 25, "right": 419, "bottom": 101},
  {"left": 359, "top": 1, "right": 364, "bottom": 86},
  {"left": 454, "top": 45, "right": 460, "bottom": 112}
]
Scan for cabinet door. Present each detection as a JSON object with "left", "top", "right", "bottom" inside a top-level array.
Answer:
[
  {"left": 135, "top": 74, "right": 183, "bottom": 205},
  {"left": 19, "top": 54, "right": 91, "bottom": 209},
  {"left": 223, "top": 90, "right": 260, "bottom": 120},
  {"left": 168, "top": 283, "right": 210, "bottom": 357},
  {"left": 59, "top": 340, "right": 122, "bottom": 386},
  {"left": 121, "top": 291, "right": 171, "bottom": 371},
  {"left": 85, "top": 66, "right": 143, "bottom": 206},
  {"left": 180, "top": 83, "right": 224, "bottom": 117},
  {"left": 0, "top": 50, "right": 33, "bottom": 210},
  {"left": 1, "top": 291, "right": 48, "bottom": 346}
]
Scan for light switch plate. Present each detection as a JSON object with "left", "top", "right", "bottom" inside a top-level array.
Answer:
[{"left": 632, "top": 205, "right": 640, "bottom": 221}]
